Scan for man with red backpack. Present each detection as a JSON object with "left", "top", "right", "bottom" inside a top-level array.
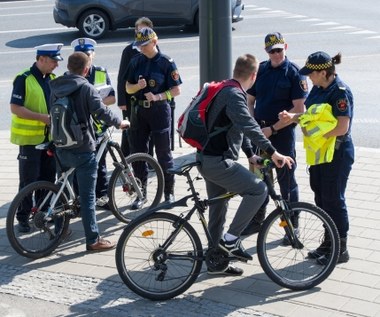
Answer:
[{"left": 195, "top": 54, "right": 293, "bottom": 276}]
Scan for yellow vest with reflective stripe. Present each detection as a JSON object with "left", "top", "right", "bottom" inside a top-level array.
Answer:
[
  {"left": 10, "top": 70, "right": 55, "bottom": 145},
  {"left": 299, "top": 103, "right": 337, "bottom": 165},
  {"left": 94, "top": 69, "right": 107, "bottom": 86},
  {"left": 93, "top": 69, "right": 108, "bottom": 134}
]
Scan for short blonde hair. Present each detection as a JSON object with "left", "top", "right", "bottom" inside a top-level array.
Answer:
[{"left": 233, "top": 54, "right": 259, "bottom": 80}]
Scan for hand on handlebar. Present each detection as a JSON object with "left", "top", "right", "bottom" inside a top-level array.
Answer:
[
  {"left": 271, "top": 151, "right": 294, "bottom": 169},
  {"left": 248, "top": 155, "right": 263, "bottom": 167}
]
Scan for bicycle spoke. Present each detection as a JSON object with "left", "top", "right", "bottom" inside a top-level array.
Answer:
[
  {"left": 116, "top": 213, "right": 203, "bottom": 300},
  {"left": 108, "top": 153, "right": 164, "bottom": 223},
  {"left": 257, "top": 202, "right": 339, "bottom": 290},
  {"left": 6, "top": 181, "right": 70, "bottom": 259}
]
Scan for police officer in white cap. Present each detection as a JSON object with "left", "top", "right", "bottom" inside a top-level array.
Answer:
[
  {"left": 71, "top": 38, "right": 116, "bottom": 209},
  {"left": 10, "top": 43, "right": 63, "bottom": 233}
]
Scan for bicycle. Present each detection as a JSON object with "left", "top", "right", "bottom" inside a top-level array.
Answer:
[
  {"left": 115, "top": 158, "right": 340, "bottom": 300},
  {"left": 6, "top": 127, "right": 164, "bottom": 259}
]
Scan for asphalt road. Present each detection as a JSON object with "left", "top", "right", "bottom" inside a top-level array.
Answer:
[{"left": 0, "top": 0, "right": 379, "bottom": 149}]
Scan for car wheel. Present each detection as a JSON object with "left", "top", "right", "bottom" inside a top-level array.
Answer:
[
  {"left": 78, "top": 9, "right": 109, "bottom": 40},
  {"left": 185, "top": 10, "right": 199, "bottom": 32}
]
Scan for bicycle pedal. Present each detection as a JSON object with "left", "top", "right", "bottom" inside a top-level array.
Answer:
[
  {"left": 232, "top": 257, "right": 248, "bottom": 263},
  {"left": 226, "top": 255, "right": 248, "bottom": 263}
]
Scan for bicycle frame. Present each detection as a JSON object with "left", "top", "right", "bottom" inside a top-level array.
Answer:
[
  {"left": 115, "top": 159, "right": 340, "bottom": 299},
  {"left": 127, "top": 159, "right": 301, "bottom": 249},
  {"left": 100, "top": 129, "right": 145, "bottom": 200},
  {"left": 36, "top": 127, "right": 146, "bottom": 220}
]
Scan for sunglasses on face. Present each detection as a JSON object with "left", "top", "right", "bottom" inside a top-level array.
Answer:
[
  {"left": 137, "top": 40, "right": 152, "bottom": 48},
  {"left": 269, "top": 48, "right": 284, "bottom": 54}
]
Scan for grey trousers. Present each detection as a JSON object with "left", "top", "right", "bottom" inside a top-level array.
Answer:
[{"left": 196, "top": 154, "right": 268, "bottom": 246}]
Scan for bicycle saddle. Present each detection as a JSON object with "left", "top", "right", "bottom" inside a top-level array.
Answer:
[{"left": 167, "top": 161, "right": 201, "bottom": 175}]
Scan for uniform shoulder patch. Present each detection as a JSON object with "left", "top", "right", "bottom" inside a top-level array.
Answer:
[
  {"left": 299, "top": 80, "right": 308, "bottom": 92},
  {"left": 171, "top": 70, "right": 180, "bottom": 81},
  {"left": 337, "top": 98, "right": 348, "bottom": 112}
]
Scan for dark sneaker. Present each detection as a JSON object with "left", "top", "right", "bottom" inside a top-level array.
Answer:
[
  {"left": 207, "top": 264, "right": 244, "bottom": 276},
  {"left": 18, "top": 221, "right": 31, "bottom": 233},
  {"left": 337, "top": 250, "right": 350, "bottom": 263},
  {"left": 131, "top": 197, "right": 147, "bottom": 210},
  {"left": 86, "top": 237, "right": 116, "bottom": 252},
  {"left": 219, "top": 237, "right": 253, "bottom": 261},
  {"left": 282, "top": 228, "right": 300, "bottom": 246}
]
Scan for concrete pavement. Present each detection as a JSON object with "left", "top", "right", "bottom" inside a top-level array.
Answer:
[{"left": 0, "top": 129, "right": 379, "bottom": 317}]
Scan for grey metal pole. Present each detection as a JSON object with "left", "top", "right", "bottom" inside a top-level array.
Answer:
[{"left": 199, "top": 0, "right": 232, "bottom": 88}]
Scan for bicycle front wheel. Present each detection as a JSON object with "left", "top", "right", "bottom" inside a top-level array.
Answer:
[
  {"left": 108, "top": 153, "right": 164, "bottom": 223},
  {"left": 257, "top": 202, "right": 339, "bottom": 290},
  {"left": 116, "top": 212, "right": 203, "bottom": 300},
  {"left": 6, "top": 181, "right": 70, "bottom": 259}
]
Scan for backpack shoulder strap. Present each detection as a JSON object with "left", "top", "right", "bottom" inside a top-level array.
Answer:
[
  {"left": 206, "top": 79, "right": 242, "bottom": 133},
  {"left": 69, "top": 84, "right": 88, "bottom": 129}
]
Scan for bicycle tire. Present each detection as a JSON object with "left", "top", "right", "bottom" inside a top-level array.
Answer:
[
  {"left": 6, "top": 181, "right": 70, "bottom": 259},
  {"left": 108, "top": 152, "right": 164, "bottom": 223},
  {"left": 116, "top": 212, "right": 203, "bottom": 300},
  {"left": 257, "top": 202, "right": 339, "bottom": 290}
]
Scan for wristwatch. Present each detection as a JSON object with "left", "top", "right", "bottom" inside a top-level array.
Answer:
[{"left": 270, "top": 125, "right": 278, "bottom": 135}]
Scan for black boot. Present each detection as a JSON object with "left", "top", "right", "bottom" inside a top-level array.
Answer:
[
  {"left": 308, "top": 230, "right": 331, "bottom": 259},
  {"left": 317, "top": 237, "right": 350, "bottom": 265},
  {"left": 131, "top": 186, "right": 147, "bottom": 210},
  {"left": 164, "top": 192, "right": 175, "bottom": 203},
  {"left": 241, "top": 208, "right": 266, "bottom": 236},
  {"left": 337, "top": 237, "right": 350, "bottom": 263},
  {"left": 164, "top": 182, "right": 175, "bottom": 204}
]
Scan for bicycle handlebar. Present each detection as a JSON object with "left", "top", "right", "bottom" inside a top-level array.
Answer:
[{"left": 256, "top": 158, "right": 276, "bottom": 170}]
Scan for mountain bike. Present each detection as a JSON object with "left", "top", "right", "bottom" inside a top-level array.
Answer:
[
  {"left": 115, "top": 159, "right": 340, "bottom": 300},
  {"left": 6, "top": 127, "right": 164, "bottom": 259}
]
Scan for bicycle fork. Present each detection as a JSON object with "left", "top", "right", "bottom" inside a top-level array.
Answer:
[
  {"left": 277, "top": 201, "right": 304, "bottom": 249},
  {"left": 113, "top": 162, "right": 145, "bottom": 200}
]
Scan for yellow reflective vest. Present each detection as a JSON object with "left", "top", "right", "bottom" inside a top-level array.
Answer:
[
  {"left": 94, "top": 68, "right": 107, "bottom": 86},
  {"left": 299, "top": 103, "right": 337, "bottom": 165},
  {"left": 92, "top": 68, "right": 108, "bottom": 135},
  {"left": 10, "top": 69, "right": 56, "bottom": 145}
]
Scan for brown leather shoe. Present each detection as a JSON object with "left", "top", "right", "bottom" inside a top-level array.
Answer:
[{"left": 86, "top": 237, "right": 116, "bottom": 252}]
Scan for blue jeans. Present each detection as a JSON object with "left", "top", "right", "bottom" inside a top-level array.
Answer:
[{"left": 56, "top": 150, "right": 99, "bottom": 245}]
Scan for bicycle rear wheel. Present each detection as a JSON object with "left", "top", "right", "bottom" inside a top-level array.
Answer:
[
  {"left": 116, "top": 212, "right": 203, "bottom": 300},
  {"left": 257, "top": 202, "right": 339, "bottom": 290},
  {"left": 108, "top": 153, "right": 164, "bottom": 223},
  {"left": 6, "top": 181, "right": 70, "bottom": 259}
]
